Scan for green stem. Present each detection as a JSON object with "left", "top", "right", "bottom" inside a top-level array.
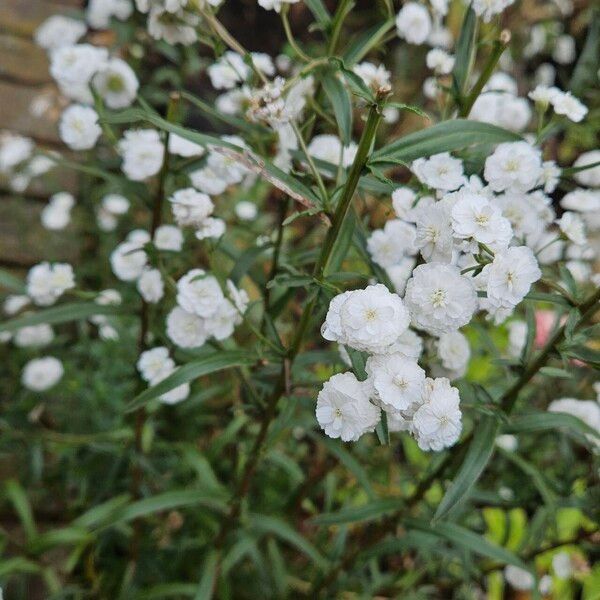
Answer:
[
  {"left": 459, "top": 32, "right": 510, "bottom": 118},
  {"left": 328, "top": 0, "right": 355, "bottom": 55},
  {"left": 291, "top": 121, "right": 329, "bottom": 207},
  {"left": 281, "top": 6, "right": 312, "bottom": 62}
]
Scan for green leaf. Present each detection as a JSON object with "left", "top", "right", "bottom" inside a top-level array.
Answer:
[
  {"left": 305, "top": 0, "right": 332, "bottom": 27},
  {"left": 342, "top": 18, "right": 395, "bottom": 66},
  {"left": 506, "top": 412, "right": 600, "bottom": 441},
  {"left": 72, "top": 494, "right": 131, "bottom": 529},
  {"left": 434, "top": 415, "right": 500, "bottom": 521},
  {"left": 321, "top": 70, "right": 353, "bottom": 144},
  {"left": 0, "top": 268, "right": 25, "bottom": 293},
  {"left": 521, "top": 304, "right": 536, "bottom": 365},
  {"left": 5, "top": 480, "right": 37, "bottom": 542},
  {"left": 134, "top": 584, "right": 197, "bottom": 599},
  {"left": 452, "top": 5, "right": 477, "bottom": 96},
  {"left": 248, "top": 513, "right": 329, "bottom": 570},
  {"left": 30, "top": 527, "right": 92, "bottom": 554},
  {"left": 407, "top": 519, "right": 530, "bottom": 570},
  {"left": 0, "top": 302, "right": 130, "bottom": 333},
  {"left": 194, "top": 550, "right": 220, "bottom": 600},
  {"left": 524, "top": 291, "right": 571, "bottom": 307},
  {"left": 126, "top": 351, "right": 257, "bottom": 412},
  {"left": 311, "top": 497, "right": 400, "bottom": 526},
  {"left": 499, "top": 450, "right": 556, "bottom": 506},
  {"left": 103, "top": 107, "right": 323, "bottom": 209},
  {"left": 0, "top": 557, "right": 42, "bottom": 578},
  {"left": 328, "top": 57, "right": 375, "bottom": 103},
  {"left": 229, "top": 245, "right": 271, "bottom": 285},
  {"left": 307, "top": 432, "right": 375, "bottom": 499},
  {"left": 371, "top": 119, "right": 522, "bottom": 167},
  {"left": 327, "top": 210, "right": 356, "bottom": 274},
  {"left": 570, "top": 8, "right": 600, "bottom": 95},
  {"left": 563, "top": 345, "right": 600, "bottom": 367},
  {"left": 111, "top": 490, "right": 227, "bottom": 526},
  {"left": 538, "top": 367, "right": 573, "bottom": 379},
  {"left": 375, "top": 411, "right": 390, "bottom": 446}
]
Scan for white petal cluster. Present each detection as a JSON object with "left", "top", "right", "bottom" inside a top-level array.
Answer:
[
  {"left": 166, "top": 269, "right": 245, "bottom": 349},
  {"left": 316, "top": 372, "right": 380, "bottom": 442},
  {"left": 426, "top": 49, "right": 455, "bottom": 74},
  {"left": 484, "top": 142, "right": 543, "bottom": 193},
  {"left": 59, "top": 105, "right": 102, "bottom": 150},
  {"left": 472, "top": 0, "right": 516, "bottom": 22},
  {"left": 147, "top": 6, "right": 200, "bottom": 45},
  {"left": 169, "top": 188, "right": 214, "bottom": 228},
  {"left": 573, "top": 150, "right": 600, "bottom": 188},
  {"left": 307, "top": 134, "right": 358, "bottom": 170},
  {"left": 118, "top": 129, "right": 165, "bottom": 181},
  {"left": 97, "top": 194, "right": 130, "bottom": 231},
  {"left": 353, "top": 62, "right": 392, "bottom": 93},
  {"left": 404, "top": 263, "right": 477, "bottom": 335},
  {"left": 367, "top": 220, "right": 416, "bottom": 268},
  {"left": 41, "top": 192, "right": 75, "bottom": 231},
  {"left": 549, "top": 398, "right": 600, "bottom": 447},
  {"left": 396, "top": 3, "right": 432, "bottom": 45},
  {"left": 412, "top": 153, "right": 465, "bottom": 192},
  {"left": 14, "top": 324, "right": 55, "bottom": 348},
  {"left": 110, "top": 230, "right": 149, "bottom": 281},
  {"left": 22, "top": 357, "right": 64, "bottom": 392},
  {"left": 137, "top": 346, "right": 190, "bottom": 405},
  {"left": 26, "top": 262, "right": 75, "bottom": 306},
  {"left": 257, "top": 0, "right": 300, "bottom": 12},
  {"left": 154, "top": 224, "right": 184, "bottom": 251},
  {"left": 433, "top": 331, "right": 470, "bottom": 380},
  {"left": 87, "top": 0, "right": 133, "bottom": 29},
  {"left": 322, "top": 284, "right": 410, "bottom": 354},
  {"left": 94, "top": 58, "right": 139, "bottom": 109},
  {"left": 34, "top": 16, "right": 86, "bottom": 51},
  {"left": 137, "top": 268, "right": 164, "bottom": 303}
]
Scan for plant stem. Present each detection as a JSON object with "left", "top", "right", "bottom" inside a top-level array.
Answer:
[
  {"left": 459, "top": 31, "right": 510, "bottom": 118},
  {"left": 328, "top": 0, "right": 355, "bottom": 55},
  {"left": 281, "top": 6, "right": 312, "bottom": 62},
  {"left": 214, "top": 100, "right": 385, "bottom": 550},
  {"left": 291, "top": 122, "right": 329, "bottom": 207},
  {"left": 130, "top": 92, "right": 180, "bottom": 563}
]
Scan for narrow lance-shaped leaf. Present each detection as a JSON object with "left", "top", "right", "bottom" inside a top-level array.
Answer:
[
  {"left": 452, "top": 5, "right": 477, "bottom": 97},
  {"left": 570, "top": 8, "right": 600, "bottom": 95},
  {"left": 194, "top": 550, "right": 220, "bottom": 600},
  {"left": 343, "top": 18, "right": 395, "bottom": 66},
  {"left": 321, "top": 70, "right": 353, "bottom": 144},
  {"left": 506, "top": 411, "right": 600, "bottom": 441},
  {"left": 434, "top": 414, "right": 500, "bottom": 521},
  {"left": 125, "top": 351, "right": 258, "bottom": 412},
  {"left": 371, "top": 119, "right": 522, "bottom": 167},
  {"left": 0, "top": 268, "right": 25, "bottom": 293},
  {"left": 0, "top": 303, "right": 131, "bottom": 333},
  {"left": 311, "top": 497, "right": 400, "bottom": 526}
]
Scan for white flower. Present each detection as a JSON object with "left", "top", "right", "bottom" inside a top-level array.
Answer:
[
  {"left": 435, "top": 330, "right": 470, "bottom": 378},
  {"left": 189, "top": 166, "right": 228, "bottom": 196},
  {"left": 168, "top": 133, "right": 205, "bottom": 157},
  {"left": 136, "top": 0, "right": 188, "bottom": 12},
  {"left": 549, "top": 398, "right": 600, "bottom": 443},
  {"left": 41, "top": 192, "right": 75, "bottom": 231},
  {"left": 154, "top": 224, "right": 183, "bottom": 251},
  {"left": 412, "top": 377, "right": 462, "bottom": 451},
  {"left": 195, "top": 217, "right": 226, "bottom": 240},
  {"left": 35, "top": 16, "right": 87, "bottom": 51},
  {"left": 246, "top": 77, "right": 301, "bottom": 127},
  {"left": 176, "top": 269, "right": 224, "bottom": 317},
  {"left": 169, "top": 188, "right": 214, "bottom": 228},
  {"left": 504, "top": 566, "right": 535, "bottom": 591},
  {"left": 94, "top": 58, "right": 139, "bottom": 109},
  {"left": 561, "top": 189, "right": 600, "bottom": 213},
  {"left": 552, "top": 34, "right": 575, "bottom": 64},
  {"left": 552, "top": 552, "right": 574, "bottom": 579},
  {"left": 226, "top": 280, "right": 249, "bottom": 314},
  {"left": 155, "top": 367, "right": 190, "bottom": 405},
  {"left": 137, "top": 268, "right": 164, "bottom": 304},
  {"left": 426, "top": 49, "right": 455, "bottom": 74},
  {"left": 137, "top": 347, "right": 175, "bottom": 383},
  {"left": 50, "top": 44, "right": 108, "bottom": 103},
  {"left": 316, "top": 372, "right": 381, "bottom": 442},
  {"left": 386, "top": 257, "right": 416, "bottom": 296},
  {"left": 4, "top": 295, "right": 30, "bottom": 315},
  {"left": 353, "top": 62, "right": 392, "bottom": 92},
  {"left": 307, "top": 134, "right": 357, "bottom": 170},
  {"left": 110, "top": 238, "right": 147, "bottom": 282},
  {"left": 87, "top": 0, "right": 133, "bottom": 28},
  {"left": 495, "top": 434, "right": 518, "bottom": 452},
  {"left": 507, "top": 320, "right": 527, "bottom": 358},
  {"left": 539, "top": 160, "right": 561, "bottom": 193},
  {"left": 485, "top": 246, "right": 541, "bottom": 309},
  {"left": 366, "top": 354, "right": 425, "bottom": 412},
  {"left": 573, "top": 150, "right": 600, "bottom": 188},
  {"left": 147, "top": 7, "right": 199, "bottom": 45},
  {"left": 484, "top": 142, "right": 543, "bottom": 193},
  {"left": 472, "top": 0, "right": 516, "bottom": 22},
  {"left": 412, "top": 153, "right": 464, "bottom": 192},
  {"left": 257, "top": 0, "right": 300, "bottom": 12},
  {"left": 396, "top": 3, "right": 432, "bottom": 45},
  {"left": 551, "top": 91, "right": 588, "bottom": 123},
  {"left": 414, "top": 204, "right": 454, "bottom": 263},
  {"left": 208, "top": 51, "right": 251, "bottom": 89},
  {"left": 391, "top": 187, "right": 416, "bottom": 219},
  {"left": 451, "top": 192, "right": 512, "bottom": 251},
  {"left": 367, "top": 220, "right": 417, "bottom": 268},
  {"left": 166, "top": 306, "right": 208, "bottom": 349},
  {"left": 27, "top": 262, "right": 75, "bottom": 306},
  {"left": 22, "top": 357, "right": 64, "bottom": 392},
  {"left": 235, "top": 201, "right": 258, "bottom": 221},
  {"left": 205, "top": 299, "right": 240, "bottom": 340},
  {"left": 118, "top": 129, "right": 164, "bottom": 181},
  {"left": 0, "top": 133, "right": 34, "bottom": 174},
  {"left": 557, "top": 212, "right": 586, "bottom": 245},
  {"left": 14, "top": 324, "right": 54, "bottom": 348},
  {"left": 322, "top": 284, "right": 410, "bottom": 354},
  {"left": 103, "top": 194, "right": 130, "bottom": 215},
  {"left": 59, "top": 105, "right": 102, "bottom": 150},
  {"left": 404, "top": 263, "right": 477, "bottom": 335},
  {"left": 528, "top": 84, "right": 559, "bottom": 106}
]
